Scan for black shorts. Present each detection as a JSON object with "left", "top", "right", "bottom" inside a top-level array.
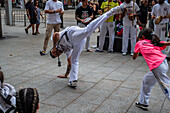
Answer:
[{"left": 30, "top": 16, "right": 36, "bottom": 24}]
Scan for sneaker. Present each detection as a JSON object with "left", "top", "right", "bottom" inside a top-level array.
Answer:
[
  {"left": 135, "top": 102, "right": 148, "bottom": 110},
  {"left": 95, "top": 48, "right": 103, "bottom": 52},
  {"left": 108, "top": 50, "right": 114, "bottom": 53},
  {"left": 68, "top": 80, "right": 78, "bottom": 88},
  {"left": 130, "top": 53, "right": 134, "bottom": 56},
  {"left": 25, "top": 29, "right": 28, "bottom": 34},
  {"left": 32, "top": 33, "right": 37, "bottom": 35},
  {"left": 40, "top": 50, "right": 46, "bottom": 55},
  {"left": 122, "top": 52, "right": 126, "bottom": 56}
]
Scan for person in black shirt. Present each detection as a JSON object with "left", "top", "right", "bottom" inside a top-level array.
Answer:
[
  {"left": 139, "top": 0, "right": 149, "bottom": 28},
  {"left": 25, "top": 0, "right": 37, "bottom": 35},
  {"left": 148, "top": 0, "right": 157, "bottom": 30},
  {"left": 75, "top": 0, "right": 93, "bottom": 52}
]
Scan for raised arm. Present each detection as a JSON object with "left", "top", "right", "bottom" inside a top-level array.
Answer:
[{"left": 160, "top": 41, "right": 170, "bottom": 46}]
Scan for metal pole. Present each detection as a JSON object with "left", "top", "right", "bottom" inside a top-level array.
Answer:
[
  {"left": 24, "top": 14, "right": 26, "bottom": 26},
  {"left": 5, "top": 0, "right": 13, "bottom": 25},
  {"left": 21, "top": 0, "right": 25, "bottom": 9},
  {"left": 0, "top": 8, "right": 2, "bottom": 38}
]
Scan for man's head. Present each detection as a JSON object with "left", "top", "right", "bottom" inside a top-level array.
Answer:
[
  {"left": 143, "top": 0, "right": 148, "bottom": 5},
  {"left": 82, "top": 0, "right": 88, "bottom": 7},
  {"left": 159, "top": 0, "right": 165, "bottom": 4},
  {"left": 152, "top": 0, "right": 157, "bottom": 6},
  {"left": 35, "top": 0, "right": 39, "bottom": 6},
  {"left": 50, "top": 32, "right": 63, "bottom": 59},
  {"left": 125, "top": 0, "right": 131, "bottom": 3},
  {"left": 50, "top": 48, "right": 63, "bottom": 58}
]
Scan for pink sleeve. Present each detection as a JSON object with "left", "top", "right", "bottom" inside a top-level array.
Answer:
[
  {"left": 134, "top": 42, "right": 140, "bottom": 53},
  {"left": 160, "top": 41, "right": 166, "bottom": 50}
]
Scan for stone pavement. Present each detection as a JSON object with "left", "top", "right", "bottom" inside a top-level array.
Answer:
[{"left": 0, "top": 9, "right": 170, "bottom": 113}]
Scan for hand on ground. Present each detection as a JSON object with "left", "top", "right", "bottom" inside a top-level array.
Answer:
[{"left": 57, "top": 75, "right": 67, "bottom": 78}]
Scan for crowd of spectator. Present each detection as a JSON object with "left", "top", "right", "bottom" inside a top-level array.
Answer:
[
  {"left": 74, "top": 0, "right": 170, "bottom": 58},
  {"left": 0, "top": 0, "right": 169, "bottom": 56},
  {"left": 21, "top": 0, "right": 170, "bottom": 57}
]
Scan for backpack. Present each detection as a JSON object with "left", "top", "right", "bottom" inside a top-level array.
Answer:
[{"left": 0, "top": 83, "right": 16, "bottom": 113}]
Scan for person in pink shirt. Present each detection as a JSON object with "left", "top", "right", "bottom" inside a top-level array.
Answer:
[{"left": 133, "top": 28, "right": 170, "bottom": 110}]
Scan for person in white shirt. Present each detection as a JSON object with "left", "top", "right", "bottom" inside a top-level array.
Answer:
[
  {"left": 40, "top": 0, "right": 64, "bottom": 55},
  {"left": 120, "top": 0, "right": 140, "bottom": 56},
  {"left": 151, "top": 0, "right": 170, "bottom": 59},
  {"left": 49, "top": 6, "right": 123, "bottom": 88}
]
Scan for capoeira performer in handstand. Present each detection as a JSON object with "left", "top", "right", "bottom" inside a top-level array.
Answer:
[{"left": 50, "top": 6, "right": 124, "bottom": 88}]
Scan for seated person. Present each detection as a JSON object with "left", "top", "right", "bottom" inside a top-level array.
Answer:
[
  {"left": 115, "top": 14, "right": 123, "bottom": 36},
  {"left": 0, "top": 67, "right": 16, "bottom": 113},
  {"left": 0, "top": 67, "right": 39, "bottom": 113}
]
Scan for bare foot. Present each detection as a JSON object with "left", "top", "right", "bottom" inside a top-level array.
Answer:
[{"left": 57, "top": 75, "right": 67, "bottom": 78}]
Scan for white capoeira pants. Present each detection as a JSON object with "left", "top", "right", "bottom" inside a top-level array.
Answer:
[
  {"left": 68, "top": 6, "right": 122, "bottom": 82},
  {"left": 139, "top": 59, "right": 170, "bottom": 105},
  {"left": 99, "top": 21, "right": 115, "bottom": 51},
  {"left": 78, "top": 23, "right": 91, "bottom": 50},
  {"left": 122, "top": 26, "right": 136, "bottom": 53},
  {"left": 154, "top": 23, "right": 167, "bottom": 54}
]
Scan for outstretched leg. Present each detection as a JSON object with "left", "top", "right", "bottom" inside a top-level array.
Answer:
[
  {"left": 71, "top": 6, "right": 123, "bottom": 41},
  {"left": 85, "top": 6, "right": 123, "bottom": 36}
]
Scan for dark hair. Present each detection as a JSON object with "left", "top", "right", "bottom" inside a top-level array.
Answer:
[
  {"left": 153, "top": 0, "right": 157, "bottom": 4},
  {"left": 16, "top": 88, "right": 39, "bottom": 113},
  {"left": 0, "top": 67, "right": 4, "bottom": 86},
  {"left": 138, "top": 28, "right": 161, "bottom": 46}
]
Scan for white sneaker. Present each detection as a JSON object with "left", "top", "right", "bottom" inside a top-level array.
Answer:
[
  {"left": 130, "top": 53, "right": 134, "bottom": 56},
  {"left": 68, "top": 80, "right": 78, "bottom": 88},
  {"left": 135, "top": 102, "right": 148, "bottom": 110},
  {"left": 122, "top": 52, "right": 126, "bottom": 56}
]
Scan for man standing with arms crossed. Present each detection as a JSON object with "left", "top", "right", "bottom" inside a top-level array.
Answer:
[
  {"left": 40, "top": 0, "right": 64, "bottom": 55},
  {"left": 75, "top": 0, "right": 93, "bottom": 52}
]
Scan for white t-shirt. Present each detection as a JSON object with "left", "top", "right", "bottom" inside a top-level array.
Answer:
[
  {"left": 45, "top": 0, "right": 64, "bottom": 24},
  {"left": 151, "top": 2, "right": 170, "bottom": 24},
  {"left": 57, "top": 27, "right": 75, "bottom": 59},
  {"left": 120, "top": 1, "right": 140, "bottom": 26}
]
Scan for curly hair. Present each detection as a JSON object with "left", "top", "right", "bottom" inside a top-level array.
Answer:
[{"left": 16, "top": 88, "right": 39, "bottom": 113}]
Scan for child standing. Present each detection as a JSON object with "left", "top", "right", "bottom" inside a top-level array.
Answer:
[
  {"left": 133, "top": 28, "right": 170, "bottom": 110},
  {"left": 35, "top": 0, "right": 44, "bottom": 34}
]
